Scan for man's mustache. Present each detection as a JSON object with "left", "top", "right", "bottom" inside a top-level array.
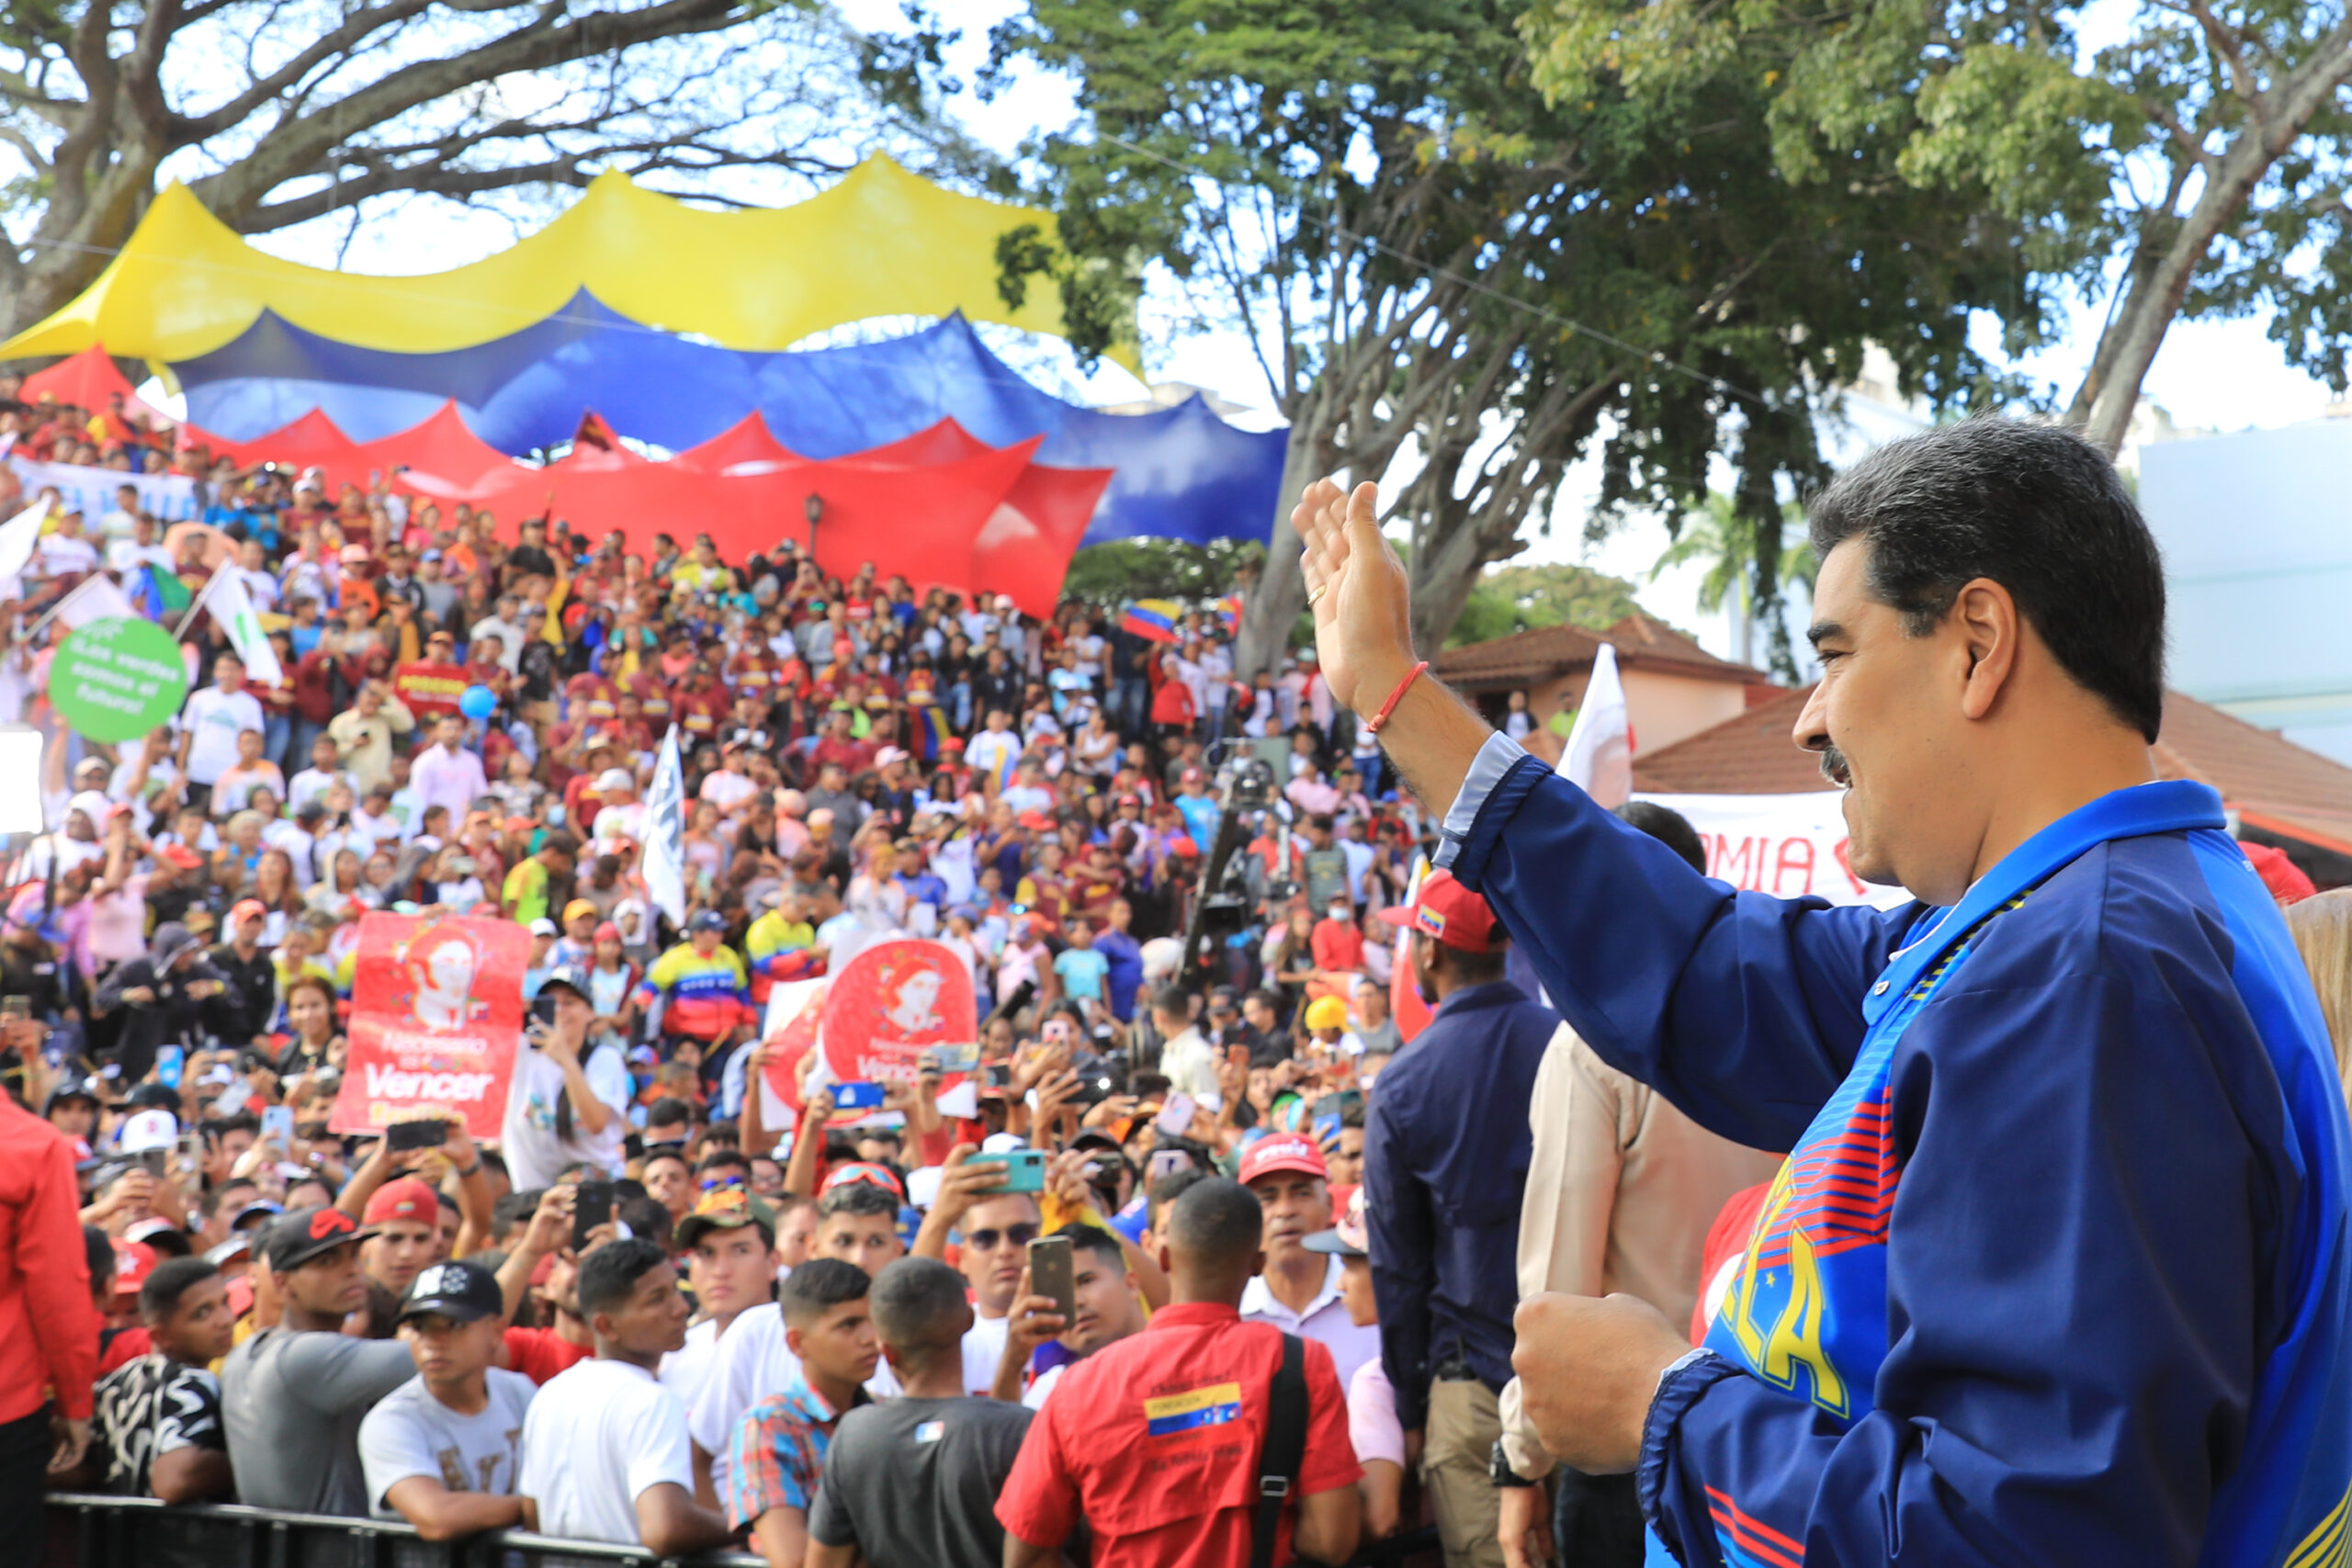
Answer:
[{"left": 1819, "top": 745, "right": 1852, "bottom": 788}]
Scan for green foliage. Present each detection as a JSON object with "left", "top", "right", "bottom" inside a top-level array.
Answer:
[
  {"left": 1447, "top": 563, "right": 1646, "bottom": 648},
  {"left": 1649, "top": 492, "right": 1815, "bottom": 679},
  {"left": 1060, "top": 538, "right": 1265, "bottom": 604},
  {"left": 1521, "top": 0, "right": 2352, "bottom": 415}
]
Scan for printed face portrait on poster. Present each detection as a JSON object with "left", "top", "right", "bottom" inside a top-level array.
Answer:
[
  {"left": 820, "top": 939, "right": 977, "bottom": 1090},
  {"left": 331, "top": 912, "right": 530, "bottom": 1138}
]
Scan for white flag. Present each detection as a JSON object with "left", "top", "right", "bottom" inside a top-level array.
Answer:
[
  {"left": 642, "top": 726, "right": 688, "bottom": 929},
  {"left": 198, "top": 565, "right": 284, "bottom": 686},
  {"left": 51, "top": 572, "right": 140, "bottom": 630},
  {"left": 1556, "top": 641, "right": 1633, "bottom": 808},
  {"left": 0, "top": 499, "right": 47, "bottom": 588}
]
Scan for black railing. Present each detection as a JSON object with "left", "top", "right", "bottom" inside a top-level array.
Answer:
[
  {"left": 44, "top": 1495, "right": 768, "bottom": 1568},
  {"left": 48, "top": 1490, "right": 1443, "bottom": 1568}
]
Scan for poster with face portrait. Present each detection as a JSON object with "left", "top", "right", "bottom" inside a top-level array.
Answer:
[
  {"left": 330, "top": 912, "right": 529, "bottom": 1139},
  {"left": 820, "top": 939, "right": 976, "bottom": 1091}
]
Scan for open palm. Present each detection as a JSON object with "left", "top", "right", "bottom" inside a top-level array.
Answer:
[{"left": 1294, "top": 477, "right": 1417, "bottom": 714}]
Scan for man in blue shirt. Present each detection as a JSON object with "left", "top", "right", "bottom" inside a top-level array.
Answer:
[
  {"left": 1293, "top": 419, "right": 2352, "bottom": 1567},
  {"left": 1363, "top": 867, "right": 1556, "bottom": 1568}
]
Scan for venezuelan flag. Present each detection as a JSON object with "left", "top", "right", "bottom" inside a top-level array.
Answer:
[
  {"left": 1217, "top": 593, "right": 1242, "bottom": 636},
  {"left": 1120, "top": 599, "right": 1182, "bottom": 644},
  {"left": 1144, "top": 1382, "right": 1243, "bottom": 1437}
]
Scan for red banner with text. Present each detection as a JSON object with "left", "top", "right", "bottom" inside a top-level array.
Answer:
[
  {"left": 393, "top": 660, "right": 469, "bottom": 717},
  {"left": 330, "top": 912, "right": 528, "bottom": 1139}
]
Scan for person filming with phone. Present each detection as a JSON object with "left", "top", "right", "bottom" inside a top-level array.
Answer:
[
  {"left": 912, "top": 1144, "right": 1045, "bottom": 1394},
  {"left": 501, "top": 964, "right": 630, "bottom": 1189}
]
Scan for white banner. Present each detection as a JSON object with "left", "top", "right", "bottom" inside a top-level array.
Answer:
[
  {"left": 1634, "top": 790, "right": 1909, "bottom": 908},
  {"left": 8, "top": 458, "right": 198, "bottom": 525},
  {"left": 195, "top": 564, "right": 284, "bottom": 685},
  {"left": 1559, "top": 642, "right": 1632, "bottom": 808},
  {"left": 641, "top": 726, "right": 687, "bottom": 929}
]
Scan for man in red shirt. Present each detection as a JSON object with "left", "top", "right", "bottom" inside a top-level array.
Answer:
[
  {"left": 997, "top": 1177, "right": 1361, "bottom": 1568},
  {"left": 0, "top": 1083, "right": 103, "bottom": 1564}
]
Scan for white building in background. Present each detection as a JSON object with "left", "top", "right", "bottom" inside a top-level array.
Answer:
[{"left": 2139, "top": 415, "right": 2352, "bottom": 767}]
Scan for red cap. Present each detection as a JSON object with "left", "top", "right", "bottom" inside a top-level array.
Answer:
[
  {"left": 820, "top": 1161, "right": 907, "bottom": 1200},
  {"left": 230, "top": 898, "right": 268, "bottom": 925},
  {"left": 1238, "top": 1133, "right": 1329, "bottom": 1187},
  {"left": 109, "top": 1237, "right": 158, "bottom": 1296},
  {"left": 1017, "top": 810, "right": 1054, "bottom": 831},
  {"left": 363, "top": 1177, "right": 441, "bottom": 1226},
  {"left": 2242, "top": 841, "right": 2317, "bottom": 906},
  {"left": 157, "top": 844, "right": 203, "bottom": 870},
  {"left": 1375, "top": 868, "right": 1502, "bottom": 953}
]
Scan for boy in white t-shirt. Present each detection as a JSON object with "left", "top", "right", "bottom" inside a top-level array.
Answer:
[{"left": 516, "top": 1238, "right": 731, "bottom": 1554}]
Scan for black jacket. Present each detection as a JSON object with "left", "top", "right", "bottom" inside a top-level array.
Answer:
[{"left": 96, "top": 955, "right": 244, "bottom": 1082}]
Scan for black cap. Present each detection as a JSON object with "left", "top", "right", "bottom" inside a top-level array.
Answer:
[
  {"left": 398, "top": 1259, "right": 503, "bottom": 1324},
  {"left": 537, "top": 964, "right": 593, "bottom": 1003},
  {"left": 263, "top": 1206, "right": 378, "bottom": 1272},
  {"left": 42, "top": 1078, "right": 99, "bottom": 1114},
  {"left": 124, "top": 1082, "right": 180, "bottom": 1113}
]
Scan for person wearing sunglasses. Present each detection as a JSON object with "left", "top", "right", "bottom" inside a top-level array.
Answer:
[{"left": 911, "top": 1145, "right": 1043, "bottom": 1399}]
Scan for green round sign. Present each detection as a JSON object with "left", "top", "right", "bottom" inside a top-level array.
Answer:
[{"left": 51, "top": 616, "right": 190, "bottom": 742}]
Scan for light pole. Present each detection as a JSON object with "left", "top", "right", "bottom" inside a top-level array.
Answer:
[{"left": 804, "top": 492, "right": 823, "bottom": 560}]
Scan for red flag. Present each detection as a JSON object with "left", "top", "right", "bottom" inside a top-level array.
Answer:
[{"left": 1389, "top": 858, "right": 1433, "bottom": 1043}]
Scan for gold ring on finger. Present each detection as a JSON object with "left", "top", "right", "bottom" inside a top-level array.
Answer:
[{"left": 1306, "top": 584, "right": 1328, "bottom": 607}]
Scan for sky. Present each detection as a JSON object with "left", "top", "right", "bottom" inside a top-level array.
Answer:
[{"left": 184, "top": 0, "right": 2347, "bottom": 668}]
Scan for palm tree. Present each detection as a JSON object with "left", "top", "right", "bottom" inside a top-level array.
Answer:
[{"left": 1650, "top": 492, "right": 1818, "bottom": 679}]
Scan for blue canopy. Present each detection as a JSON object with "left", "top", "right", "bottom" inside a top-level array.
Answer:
[{"left": 170, "top": 295, "right": 1283, "bottom": 547}]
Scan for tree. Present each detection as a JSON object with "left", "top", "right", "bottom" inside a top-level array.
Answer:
[
  {"left": 0, "top": 0, "right": 970, "bottom": 338},
  {"left": 988, "top": 0, "right": 2028, "bottom": 677},
  {"left": 1648, "top": 492, "right": 1816, "bottom": 679},
  {"left": 1060, "top": 536, "right": 1264, "bottom": 604},
  {"left": 1446, "top": 561, "right": 1645, "bottom": 648},
  {"left": 1521, "top": 0, "right": 2352, "bottom": 455}
]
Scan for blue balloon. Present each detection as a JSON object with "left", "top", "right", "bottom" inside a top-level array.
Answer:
[{"left": 458, "top": 684, "right": 497, "bottom": 721}]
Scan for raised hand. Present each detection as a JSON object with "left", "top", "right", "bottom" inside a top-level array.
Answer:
[{"left": 1294, "top": 477, "right": 1416, "bottom": 715}]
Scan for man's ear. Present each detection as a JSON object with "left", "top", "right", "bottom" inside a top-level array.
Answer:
[{"left": 1950, "top": 578, "right": 2022, "bottom": 722}]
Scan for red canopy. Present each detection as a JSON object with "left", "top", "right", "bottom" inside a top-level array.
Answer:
[
  {"left": 186, "top": 401, "right": 515, "bottom": 495},
  {"left": 22, "top": 344, "right": 175, "bottom": 427},
  {"left": 182, "top": 401, "right": 1107, "bottom": 615}
]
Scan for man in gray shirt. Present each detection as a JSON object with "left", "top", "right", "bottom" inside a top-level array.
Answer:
[
  {"left": 806, "top": 1258, "right": 1031, "bottom": 1568},
  {"left": 221, "top": 1207, "right": 414, "bottom": 1515}
]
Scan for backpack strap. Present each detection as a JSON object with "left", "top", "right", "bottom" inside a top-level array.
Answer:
[{"left": 1253, "top": 1332, "right": 1310, "bottom": 1568}]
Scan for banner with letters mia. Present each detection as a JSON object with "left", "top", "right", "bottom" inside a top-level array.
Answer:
[
  {"left": 1634, "top": 791, "right": 1909, "bottom": 909},
  {"left": 330, "top": 912, "right": 529, "bottom": 1138}
]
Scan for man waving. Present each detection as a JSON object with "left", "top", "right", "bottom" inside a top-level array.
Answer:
[{"left": 1295, "top": 418, "right": 2352, "bottom": 1567}]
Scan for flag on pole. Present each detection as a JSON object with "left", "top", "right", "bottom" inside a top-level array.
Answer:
[
  {"left": 49, "top": 572, "right": 140, "bottom": 630},
  {"left": 195, "top": 564, "right": 284, "bottom": 685},
  {"left": 1556, "top": 642, "right": 1633, "bottom": 808},
  {"left": 642, "top": 726, "right": 688, "bottom": 930},
  {"left": 1388, "top": 853, "right": 1434, "bottom": 1044},
  {"left": 0, "top": 498, "right": 48, "bottom": 589}
]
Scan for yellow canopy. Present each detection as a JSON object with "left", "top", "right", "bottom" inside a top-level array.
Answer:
[{"left": 1, "top": 155, "right": 1135, "bottom": 371}]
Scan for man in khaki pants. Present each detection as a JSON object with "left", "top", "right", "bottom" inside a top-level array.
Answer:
[{"left": 1363, "top": 870, "right": 1560, "bottom": 1566}]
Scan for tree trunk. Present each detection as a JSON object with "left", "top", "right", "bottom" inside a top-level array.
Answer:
[{"left": 1235, "top": 411, "right": 1336, "bottom": 681}]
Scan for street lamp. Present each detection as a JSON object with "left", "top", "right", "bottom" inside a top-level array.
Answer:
[{"left": 803, "top": 492, "right": 823, "bottom": 559}]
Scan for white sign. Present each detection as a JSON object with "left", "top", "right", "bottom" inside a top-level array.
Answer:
[
  {"left": 7, "top": 457, "right": 198, "bottom": 525},
  {"left": 1634, "top": 790, "right": 1909, "bottom": 909}
]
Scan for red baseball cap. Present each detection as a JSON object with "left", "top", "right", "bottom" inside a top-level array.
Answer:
[
  {"left": 230, "top": 898, "right": 268, "bottom": 925},
  {"left": 1375, "top": 868, "right": 1502, "bottom": 953},
  {"left": 2242, "top": 841, "right": 2317, "bottom": 906},
  {"left": 364, "top": 1177, "right": 441, "bottom": 1227},
  {"left": 1238, "top": 1133, "right": 1329, "bottom": 1187},
  {"left": 109, "top": 1237, "right": 159, "bottom": 1297},
  {"left": 821, "top": 1161, "right": 907, "bottom": 1200}
]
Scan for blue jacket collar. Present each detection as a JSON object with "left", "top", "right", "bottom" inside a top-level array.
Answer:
[{"left": 1861, "top": 779, "right": 2223, "bottom": 1024}]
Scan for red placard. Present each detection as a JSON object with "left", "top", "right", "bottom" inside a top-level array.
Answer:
[
  {"left": 819, "top": 939, "right": 976, "bottom": 1089},
  {"left": 330, "top": 912, "right": 527, "bottom": 1139},
  {"left": 758, "top": 977, "right": 828, "bottom": 1117},
  {"left": 394, "top": 660, "right": 469, "bottom": 717}
]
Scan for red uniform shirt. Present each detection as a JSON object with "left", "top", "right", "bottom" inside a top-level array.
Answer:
[
  {"left": 994, "top": 1303, "right": 1359, "bottom": 1568},
  {"left": 675, "top": 682, "right": 729, "bottom": 739},
  {"left": 622, "top": 671, "right": 672, "bottom": 721},
  {"left": 0, "top": 1099, "right": 102, "bottom": 1422},
  {"left": 566, "top": 671, "right": 619, "bottom": 722},
  {"left": 503, "top": 1327, "right": 594, "bottom": 1385}
]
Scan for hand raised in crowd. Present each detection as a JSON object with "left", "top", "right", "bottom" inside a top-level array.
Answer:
[
  {"left": 518, "top": 1182, "right": 576, "bottom": 1259},
  {"left": 1080, "top": 1092, "right": 1136, "bottom": 1133},
  {"left": 922, "top": 1144, "right": 1004, "bottom": 1232},
  {"left": 1294, "top": 473, "right": 1414, "bottom": 715},
  {"left": 999, "top": 1263, "right": 1067, "bottom": 1361}
]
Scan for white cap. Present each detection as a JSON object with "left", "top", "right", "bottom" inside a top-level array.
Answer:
[
  {"left": 874, "top": 747, "right": 910, "bottom": 768},
  {"left": 980, "top": 1131, "right": 1026, "bottom": 1156},
  {"left": 596, "top": 768, "right": 635, "bottom": 792},
  {"left": 119, "top": 1108, "right": 178, "bottom": 1154}
]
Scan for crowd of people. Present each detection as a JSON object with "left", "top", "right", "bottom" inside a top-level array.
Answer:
[
  {"left": 0, "top": 388, "right": 1766, "bottom": 1568},
  {"left": 11, "top": 397, "right": 2352, "bottom": 1568}
]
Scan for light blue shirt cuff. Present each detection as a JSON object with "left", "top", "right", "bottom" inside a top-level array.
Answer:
[{"left": 1433, "top": 731, "right": 1532, "bottom": 869}]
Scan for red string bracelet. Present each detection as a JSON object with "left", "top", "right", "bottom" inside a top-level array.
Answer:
[{"left": 1363, "top": 660, "right": 1428, "bottom": 736}]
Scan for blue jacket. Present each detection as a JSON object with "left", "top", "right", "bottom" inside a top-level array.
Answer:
[
  {"left": 1363, "top": 978, "right": 1558, "bottom": 1427},
  {"left": 1442, "top": 742, "right": 2352, "bottom": 1568}
]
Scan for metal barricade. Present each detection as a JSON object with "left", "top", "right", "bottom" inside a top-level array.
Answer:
[{"left": 44, "top": 1495, "right": 771, "bottom": 1568}]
